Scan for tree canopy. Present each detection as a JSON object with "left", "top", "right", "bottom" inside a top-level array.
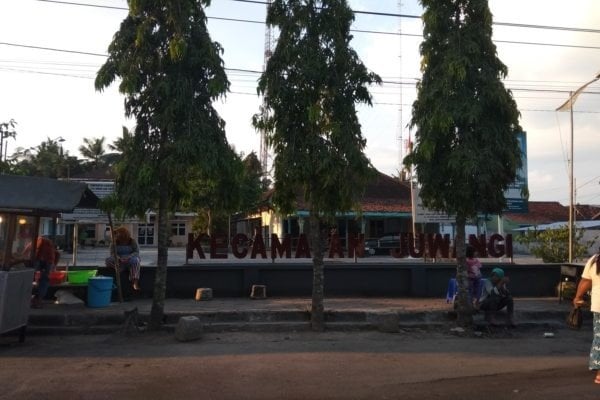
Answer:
[
  {"left": 253, "top": 0, "right": 380, "bottom": 330},
  {"left": 404, "top": 0, "right": 522, "bottom": 325},
  {"left": 95, "top": 0, "right": 235, "bottom": 329}
]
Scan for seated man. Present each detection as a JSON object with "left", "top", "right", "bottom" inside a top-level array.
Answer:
[{"left": 475, "top": 267, "right": 515, "bottom": 326}]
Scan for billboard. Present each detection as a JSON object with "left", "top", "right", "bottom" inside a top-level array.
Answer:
[{"left": 504, "top": 131, "right": 528, "bottom": 213}]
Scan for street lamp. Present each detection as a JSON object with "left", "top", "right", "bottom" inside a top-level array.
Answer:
[{"left": 556, "top": 71, "right": 600, "bottom": 263}]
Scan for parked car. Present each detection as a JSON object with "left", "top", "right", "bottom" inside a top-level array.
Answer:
[{"left": 365, "top": 234, "right": 401, "bottom": 256}]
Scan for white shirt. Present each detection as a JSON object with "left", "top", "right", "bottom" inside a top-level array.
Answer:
[{"left": 581, "top": 255, "right": 600, "bottom": 313}]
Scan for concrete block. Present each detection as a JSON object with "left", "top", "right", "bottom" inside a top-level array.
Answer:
[
  {"left": 195, "top": 288, "right": 213, "bottom": 301},
  {"left": 376, "top": 312, "right": 400, "bottom": 333},
  {"left": 175, "top": 316, "right": 203, "bottom": 342},
  {"left": 250, "top": 284, "right": 267, "bottom": 300}
]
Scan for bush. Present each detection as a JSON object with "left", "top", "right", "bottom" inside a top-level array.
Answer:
[{"left": 517, "top": 226, "right": 596, "bottom": 263}]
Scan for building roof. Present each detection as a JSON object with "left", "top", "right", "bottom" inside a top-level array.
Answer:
[
  {"left": 262, "top": 170, "right": 412, "bottom": 214},
  {"left": 69, "top": 166, "right": 116, "bottom": 181},
  {"left": 514, "top": 220, "right": 600, "bottom": 231},
  {"left": 0, "top": 174, "right": 99, "bottom": 216},
  {"left": 504, "top": 201, "right": 568, "bottom": 225},
  {"left": 361, "top": 172, "right": 412, "bottom": 213},
  {"left": 575, "top": 204, "right": 600, "bottom": 220}
]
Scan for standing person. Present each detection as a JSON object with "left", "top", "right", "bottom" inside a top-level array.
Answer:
[
  {"left": 23, "top": 236, "right": 56, "bottom": 308},
  {"left": 105, "top": 226, "right": 141, "bottom": 291},
  {"left": 573, "top": 253, "right": 600, "bottom": 384},
  {"left": 466, "top": 245, "right": 482, "bottom": 303},
  {"left": 475, "top": 267, "right": 515, "bottom": 326}
]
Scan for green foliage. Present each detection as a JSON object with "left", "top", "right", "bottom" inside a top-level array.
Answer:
[
  {"left": 95, "top": 0, "right": 234, "bottom": 329},
  {"left": 95, "top": 0, "right": 234, "bottom": 216},
  {"left": 404, "top": 0, "right": 522, "bottom": 219},
  {"left": 253, "top": 0, "right": 380, "bottom": 330},
  {"left": 0, "top": 119, "right": 17, "bottom": 173},
  {"left": 517, "top": 226, "right": 596, "bottom": 263},
  {"left": 78, "top": 137, "right": 106, "bottom": 168},
  {"left": 404, "top": 0, "right": 523, "bottom": 325},
  {"left": 253, "top": 0, "right": 380, "bottom": 218}
]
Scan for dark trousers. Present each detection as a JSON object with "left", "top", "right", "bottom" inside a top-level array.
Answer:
[{"left": 480, "top": 292, "right": 514, "bottom": 315}]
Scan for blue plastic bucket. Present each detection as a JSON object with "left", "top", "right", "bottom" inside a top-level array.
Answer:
[{"left": 87, "top": 277, "right": 114, "bottom": 308}]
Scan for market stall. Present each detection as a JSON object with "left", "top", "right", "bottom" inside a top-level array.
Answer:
[{"left": 0, "top": 175, "right": 98, "bottom": 341}]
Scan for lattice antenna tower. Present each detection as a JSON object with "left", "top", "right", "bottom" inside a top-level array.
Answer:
[
  {"left": 260, "top": 0, "right": 275, "bottom": 177},
  {"left": 397, "top": 0, "right": 406, "bottom": 181}
]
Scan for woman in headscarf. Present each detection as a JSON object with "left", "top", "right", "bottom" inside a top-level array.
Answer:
[{"left": 105, "top": 226, "right": 141, "bottom": 290}]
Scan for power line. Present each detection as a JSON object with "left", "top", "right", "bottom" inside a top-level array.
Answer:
[
  {"left": 34, "top": 0, "right": 600, "bottom": 38},
  {"left": 0, "top": 42, "right": 107, "bottom": 57},
  {"left": 226, "top": 0, "right": 600, "bottom": 34},
  {"left": 3, "top": 42, "right": 600, "bottom": 96}
]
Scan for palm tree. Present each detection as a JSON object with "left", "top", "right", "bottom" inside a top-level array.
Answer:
[{"left": 79, "top": 137, "right": 106, "bottom": 168}]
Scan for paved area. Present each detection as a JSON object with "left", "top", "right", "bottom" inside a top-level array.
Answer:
[{"left": 2, "top": 329, "right": 598, "bottom": 400}]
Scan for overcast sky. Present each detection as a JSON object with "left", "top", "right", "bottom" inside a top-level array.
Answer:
[{"left": 1, "top": 0, "right": 599, "bottom": 205}]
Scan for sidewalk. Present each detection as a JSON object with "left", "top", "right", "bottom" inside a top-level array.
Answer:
[{"left": 25, "top": 297, "right": 580, "bottom": 336}]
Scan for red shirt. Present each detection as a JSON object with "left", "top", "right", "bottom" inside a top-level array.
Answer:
[{"left": 32, "top": 237, "right": 56, "bottom": 264}]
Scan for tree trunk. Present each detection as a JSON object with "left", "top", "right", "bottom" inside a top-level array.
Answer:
[
  {"left": 309, "top": 212, "right": 325, "bottom": 331},
  {"left": 454, "top": 214, "right": 473, "bottom": 326},
  {"left": 149, "top": 170, "right": 169, "bottom": 330}
]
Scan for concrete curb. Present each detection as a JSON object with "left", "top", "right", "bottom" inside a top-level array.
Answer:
[{"left": 23, "top": 308, "right": 588, "bottom": 336}]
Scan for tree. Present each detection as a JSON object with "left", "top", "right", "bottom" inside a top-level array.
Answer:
[
  {"left": 19, "top": 138, "right": 70, "bottom": 178},
  {"left": 78, "top": 137, "right": 106, "bottom": 169},
  {"left": 253, "top": 0, "right": 380, "bottom": 331},
  {"left": 0, "top": 119, "right": 17, "bottom": 172},
  {"left": 180, "top": 145, "right": 242, "bottom": 236},
  {"left": 95, "top": 0, "right": 233, "bottom": 330},
  {"left": 240, "top": 152, "right": 267, "bottom": 211},
  {"left": 517, "top": 226, "right": 595, "bottom": 263},
  {"left": 404, "top": 0, "right": 522, "bottom": 325}
]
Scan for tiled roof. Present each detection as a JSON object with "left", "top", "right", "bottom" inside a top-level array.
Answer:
[
  {"left": 361, "top": 172, "right": 412, "bottom": 213},
  {"left": 575, "top": 204, "right": 600, "bottom": 220},
  {"left": 70, "top": 167, "right": 116, "bottom": 181},
  {"left": 504, "top": 201, "right": 568, "bottom": 224},
  {"left": 263, "top": 170, "right": 412, "bottom": 213}
]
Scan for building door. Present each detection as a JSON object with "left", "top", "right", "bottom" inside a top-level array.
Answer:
[{"left": 137, "top": 223, "right": 155, "bottom": 245}]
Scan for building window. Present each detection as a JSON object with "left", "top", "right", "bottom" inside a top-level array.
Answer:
[
  {"left": 171, "top": 223, "right": 185, "bottom": 236},
  {"left": 138, "top": 223, "right": 154, "bottom": 245}
]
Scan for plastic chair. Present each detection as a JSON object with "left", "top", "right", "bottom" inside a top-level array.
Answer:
[{"left": 446, "top": 278, "right": 457, "bottom": 303}]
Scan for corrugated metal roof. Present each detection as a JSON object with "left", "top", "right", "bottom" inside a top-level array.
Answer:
[
  {"left": 0, "top": 175, "right": 99, "bottom": 215},
  {"left": 514, "top": 220, "right": 600, "bottom": 231}
]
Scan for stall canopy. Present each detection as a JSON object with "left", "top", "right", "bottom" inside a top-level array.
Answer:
[{"left": 0, "top": 175, "right": 99, "bottom": 216}]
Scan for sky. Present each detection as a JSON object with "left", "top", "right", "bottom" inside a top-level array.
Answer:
[{"left": 1, "top": 0, "right": 600, "bottom": 206}]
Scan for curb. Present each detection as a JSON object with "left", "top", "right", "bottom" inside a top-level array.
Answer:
[{"left": 23, "top": 309, "right": 583, "bottom": 336}]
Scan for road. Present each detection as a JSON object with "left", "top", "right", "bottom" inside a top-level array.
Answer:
[{"left": 1, "top": 328, "right": 598, "bottom": 399}]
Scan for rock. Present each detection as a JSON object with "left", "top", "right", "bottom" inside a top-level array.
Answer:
[
  {"left": 250, "top": 285, "right": 267, "bottom": 299},
  {"left": 175, "top": 316, "right": 203, "bottom": 342}
]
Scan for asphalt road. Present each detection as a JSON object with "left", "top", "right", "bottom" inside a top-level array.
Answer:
[{"left": 1, "top": 328, "right": 599, "bottom": 399}]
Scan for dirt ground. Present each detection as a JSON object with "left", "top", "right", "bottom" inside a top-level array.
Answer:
[{"left": 1, "top": 327, "right": 599, "bottom": 400}]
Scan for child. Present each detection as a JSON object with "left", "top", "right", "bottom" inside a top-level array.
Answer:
[{"left": 466, "top": 246, "right": 482, "bottom": 303}]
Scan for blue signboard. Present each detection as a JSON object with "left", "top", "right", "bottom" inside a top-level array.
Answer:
[{"left": 504, "top": 131, "right": 528, "bottom": 213}]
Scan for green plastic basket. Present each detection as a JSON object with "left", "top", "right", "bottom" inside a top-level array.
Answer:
[{"left": 67, "top": 270, "right": 97, "bottom": 284}]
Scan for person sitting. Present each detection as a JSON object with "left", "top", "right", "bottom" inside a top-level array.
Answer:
[
  {"left": 475, "top": 267, "right": 515, "bottom": 327},
  {"left": 105, "top": 226, "right": 141, "bottom": 291},
  {"left": 23, "top": 236, "right": 57, "bottom": 308},
  {"left": 466, "top": 245, "right": 482, "bottom": 303}
]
